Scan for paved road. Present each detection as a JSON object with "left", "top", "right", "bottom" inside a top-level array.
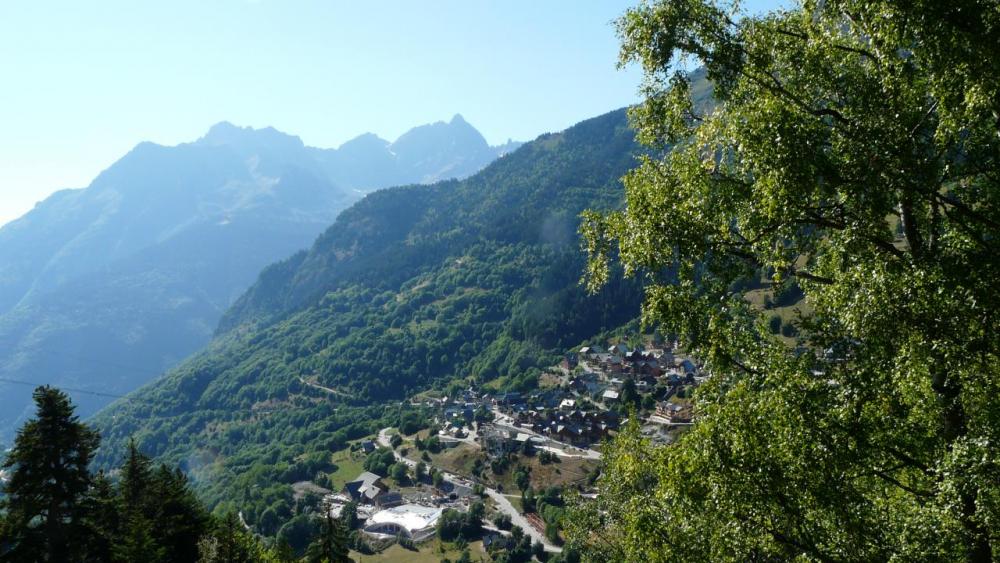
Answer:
[
  {"left": 377, "top": 428, "right": 560, "bottom": 552},
  {"left": 483, "top": 487, "right": 558, "bottom": 551}
]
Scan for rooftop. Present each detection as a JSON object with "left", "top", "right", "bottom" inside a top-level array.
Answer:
[{"left": 368, "top": 504, "right": 443, "bottom": 533}]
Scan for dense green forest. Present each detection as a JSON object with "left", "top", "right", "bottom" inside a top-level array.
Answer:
[
  {"left": 86, "top": 108, "right": 648, "bottom": 533},
  {"left": 0, "top": 387, "right": 312, "bottom": 562},
  {"left": 570, "top": 0, "right": 1000, "bottom": 561}
]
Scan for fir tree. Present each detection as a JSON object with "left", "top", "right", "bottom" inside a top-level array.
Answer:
[
  {"left": 0, "top": 386, "right": 99, "bottom": 562},
  {"left": 79, "top": 471, "right": 120, "bottom": 562},
  {"left": 149, "top": 464, "right": 211, "bottom": 563},
  {"left": 208, "top": 511, "right": 258, "bottom": 563},
  {"left": 113, "top": 439, "right": 163, "bottom": 563},
  {"left": 306, "top": 513, "right": 352, "bottom": 563},
  {"left": 114, "top": 511, "right": 164, "bottom": 563}
]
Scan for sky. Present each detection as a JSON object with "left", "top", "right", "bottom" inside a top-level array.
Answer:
[{"left": 0, "top": 1, "right": 784, "bottom": 227}]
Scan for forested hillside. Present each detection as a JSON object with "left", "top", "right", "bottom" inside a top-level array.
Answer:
[
  {"left": 0, "top": 116, "right": 515, "bottom": 444},
  {"left": 89, "top": 108, "right": 644, "bottom": 527}
]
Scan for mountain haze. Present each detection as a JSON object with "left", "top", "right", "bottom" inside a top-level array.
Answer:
[
  {"left": 89, "top": 109, "right": 643, "bottom": 524},
  {"left": 310, "top": 114, "right": 519, "bottom": 190},
  {"left": 0, "top": 117, "right": 517, "bottom": 442}
]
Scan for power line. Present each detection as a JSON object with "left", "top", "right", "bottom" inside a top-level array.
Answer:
[
  {"left": 0, "top": 350, "right": 172, "bottom": 405},
  {"left": 0, "top": 377, "right": 133, "bottom": 401}
]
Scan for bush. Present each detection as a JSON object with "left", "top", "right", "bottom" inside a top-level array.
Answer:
[
  {"left": 781, "top": 321, "right": 798, "bottom": 337},
  {"left": 768, "top": 314, "right": 782, "bottom": 334},
  {"left": 773, "top": 281, "right": 804, "bottom": 307},
  {"left": 426, "top": 435, "right": 441, "bottom": 453},
  {"left": 436, "top": 509, "right": 482, "bottom": 542},
  {"left": 493, "top": 513, "right": 513, "bottom": 530},
  {"left": 363, "top": 448, "right": 396, "bottom": 476},
  {"left": 391, "top": 462, "right": 409, "bottom": 484}
]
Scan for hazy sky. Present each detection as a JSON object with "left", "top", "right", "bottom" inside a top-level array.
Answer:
[{"left": 0, "top": 1, "right": 783, "bottom": 227}]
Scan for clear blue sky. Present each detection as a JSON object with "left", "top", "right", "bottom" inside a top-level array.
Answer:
[{"left": 0, "top": 0, "right": 784, "bottom": 226}]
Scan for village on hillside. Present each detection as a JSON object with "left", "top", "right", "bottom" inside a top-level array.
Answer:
[{"left": 309, "top": 338, "right": 705, "bottom": 558}]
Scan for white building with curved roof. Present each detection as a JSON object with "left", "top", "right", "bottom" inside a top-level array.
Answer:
[{"left": 363, "top": 504, "right": 443, "bottom": 541}]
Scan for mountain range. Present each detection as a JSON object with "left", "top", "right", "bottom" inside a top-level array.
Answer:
[
  {"left": 0, "top": 115, "right": 519, "bottom": 443},
  {"left": 88, "top": 108, "right": 645, "bottom": 527}
]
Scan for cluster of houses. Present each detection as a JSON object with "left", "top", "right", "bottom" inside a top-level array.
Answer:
[
  {"left": 478, "top": 425, "right": 543, "bottom": 458},
  {"left": 421, "top": 340, "right": 703, "bottom": 455},
  {"left": 573, "top": 343, "right": 698, "bottom": 381},
  {"left": 503, "top": 404, "right": 620, "bottom": 447},
  {"left": 326, "top": 469, "right": 469, "bottom": 542}
]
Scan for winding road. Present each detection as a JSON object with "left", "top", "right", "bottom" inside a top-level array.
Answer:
[{"left": 377, "top": 427, "right": 560, "bottom": 552}]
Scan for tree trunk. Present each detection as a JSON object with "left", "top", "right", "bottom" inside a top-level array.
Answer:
[{"left": 931, "top": 370, "right": 992, "bottom": 562}]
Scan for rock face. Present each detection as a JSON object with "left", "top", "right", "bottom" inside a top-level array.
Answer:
[
  {"left": 0, "top": 117, "right": 517, "bottom": 442},
  {"left": 310, "top": 114, "right": 521, "bottom": 190}
]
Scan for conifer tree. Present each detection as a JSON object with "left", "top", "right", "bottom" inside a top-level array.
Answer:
[
  {"left": 114, "top": 439, "right": 164, "bottom": 563},
  {"left": 306, "top": 513, "right": 352, "bottom": 563},
  {"left": 0, "top": 386, "right": 99, "bottom": 562},
  {"left": 205, "top": 511, "right": 259, "bottom": 563},
  {"left": 114, "top": 510, "right": 164, "bottom": 563},
  {"left": 149, "top": 464, "right": 211, "bottom": 563},
  {"left": 79, "top": 471, "right": 120, "bottom": 562}
]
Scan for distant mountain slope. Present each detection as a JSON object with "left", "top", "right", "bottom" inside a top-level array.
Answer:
[
  {"left": 89, "top": 108, "right": 644, "bottom": 523},
  {"left": 309, "top": 114, "right": 521, "bottom": 190},
  {"left": 0, "top": 116, "right": 515, "bottom": 442}
]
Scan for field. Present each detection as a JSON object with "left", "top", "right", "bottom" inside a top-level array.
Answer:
[
  {"left": 743, "top": 281, "right": 812, "bottom": 347},
  {"left": 326, "top": 443, "right": 368, "bottom": 491},
  {"left": 402, "top": 437, "right": 598, "bottom": 495},
  {"left": 491, "top": 453, "right": 598, "bottom": 493},
  {"left": 352, "top": 539, "right": 485, "bottom": 562}
]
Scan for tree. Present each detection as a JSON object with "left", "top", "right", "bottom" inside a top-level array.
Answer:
[
  {"left": 278, "top": 513, "right": 320, "bottom": 556},
  {"left": 532, "top": 540, "right": 546, "bottom": 561},
  {"left": 493, "top": 513, "right": 513, "bottom": 531},
  {"left": 472, "top": 483, "right": 486, "bottom": 497},
  {"left": 148, "top": 464, "right": 210, "bottom": 563},
  {"left": 0, "top": 386, "right": 100, "bottom": 562},
  {"left": 390, "top": 462, "right": 409, "bottom": 485},
  {"left": 620, "top": 378, "right": 639, "bottom": 409},
  {"left": 436, "top": 509, "right": 482, "bottom": 542},
  {"left": 514, "top": 467, "right": 531, "bottom": 492},
  {"left": 305, "top": 513, "right": 352, "bottom": 563},
  {"left": 415, "top": 461, "right": 427, "bottom": 482},
  {"left": 114, "top": 439, "right": 164, "bottom": 563},
  {"left": 200, "top": 512, "right": 269, "bottom": 563},
  {"left": 469, "top": 501, "right": 485, "bottom": 523},
  {"left": 521, "top": 487, "right": 536, "bottom": 514},
  {"left": 640, "top": 394, "right": 656, "bottom": 411},
  {"left": 115, "top": 510, "right": 163, "bottom": 563},
  {"left": 340, "top": 501, "right": 359, "bottom": 531},
  {"left": 767, "top": 314, "right": 782, "bottom": 334},
  {"left": 518, "top": 437, "right": 534, "bottom": 456},
  {"left": 79, "top": 471, "right": 119, "bottom": 562},
  {"left": 577, "top": 0, "right": 1000, "bottom": 561}
]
